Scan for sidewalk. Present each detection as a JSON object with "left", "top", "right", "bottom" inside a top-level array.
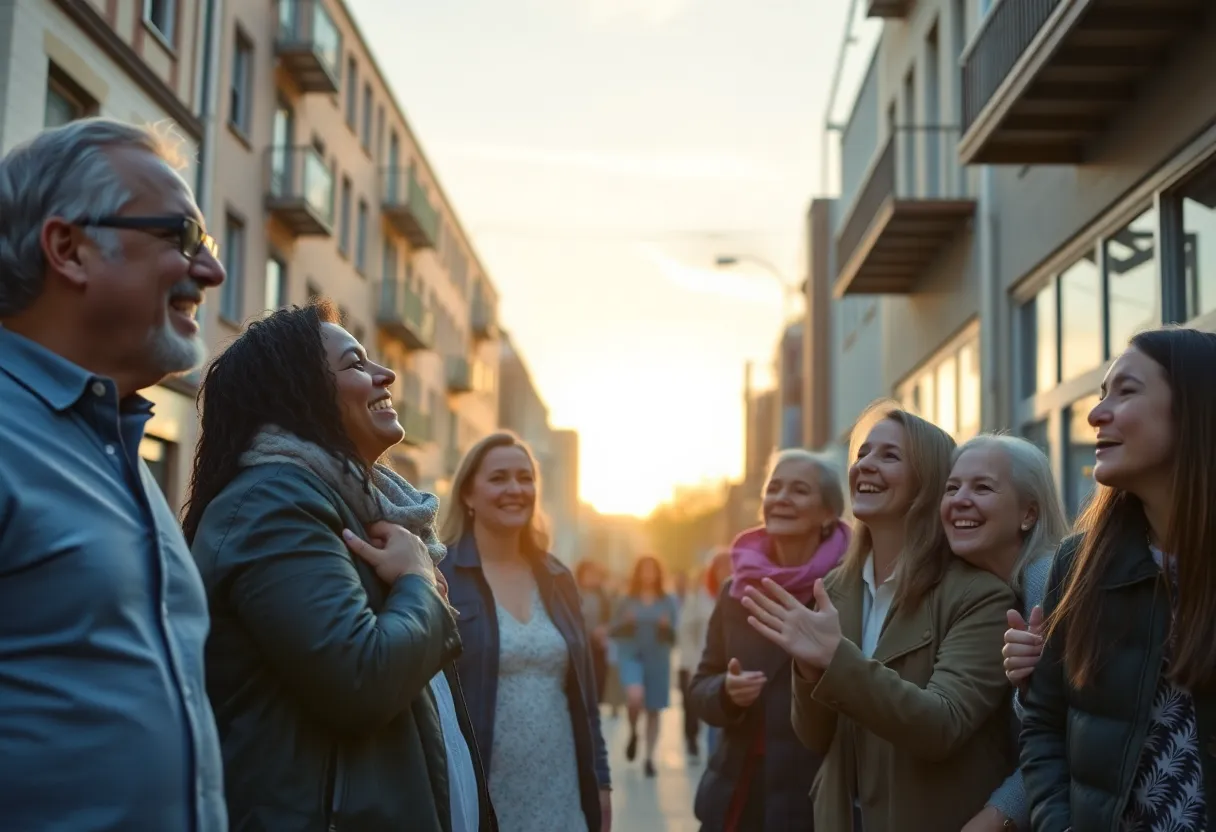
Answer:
[{"left": 603, "top": 702, "right": 702, "bottom": 831}]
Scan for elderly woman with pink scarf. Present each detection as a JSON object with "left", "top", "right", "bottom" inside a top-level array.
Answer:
[{"left": 688, "top": 449, "right": 850, "bottom": 832}]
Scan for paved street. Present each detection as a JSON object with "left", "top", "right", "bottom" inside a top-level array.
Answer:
[{"left": 603, "top": 700, "right": 702, "bottom": 831}]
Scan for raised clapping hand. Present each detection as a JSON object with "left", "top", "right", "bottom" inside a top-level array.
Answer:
[
  {"left": 1002, "top": 605, "right": 1044, "bottom": 688},
  {"left": 741, "top": 577, "right": 842, "bottom": 674}
]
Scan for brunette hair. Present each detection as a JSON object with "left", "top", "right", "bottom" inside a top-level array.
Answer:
[
  {"left": 838, "top": 399, "right": 956, "bottom": 612},
  {"left": 627, "top": 554, "right": 667, "bottom": 597},
  {"left": 1047, "top": 327, "right": 1216, "bottom": 689},
  {"left": 439, "top": 431, "right": 551, "bottom": 556}
]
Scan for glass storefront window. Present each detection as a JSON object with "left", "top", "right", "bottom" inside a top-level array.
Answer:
[
  {"left": 958, "top": 342, "right": 980, "bottom": 440},
  {"left": 1105, "top": 207, "right": 1158, "bottom": 353},
  {"left": 1066, "top": 395, "right": 1100, "bottom": 517},
  {"left": 1020, "top": 282, "right": 1056, "bottom": 397},
  {"left": 1059, "top": 254, "right": 1102, "bottom": 382},
  {"left": 1180, "top": 162, "right": 1216, "bottom": 320},
  {"left": 935, "top": 355, "right": 958, "bottom": 438}
]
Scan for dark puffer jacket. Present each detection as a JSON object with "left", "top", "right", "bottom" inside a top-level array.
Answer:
[
  {"left": 1020, "top": 532, "right": 1216, "bottom": 831},
  {"left": 191, "top": 463, "right": 496, "bottom": 832}
]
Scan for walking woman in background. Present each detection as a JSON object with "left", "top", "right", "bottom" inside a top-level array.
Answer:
[
  {"left": 677, "top": 549, "right": 732, "bottom": 760},
  {"left": 612, "top": 555, "right": 680, "bottom": 777},
  {"left": 1020, "top": 328, "right": 1216, "bottom": 831},
  {"left": 744, "top": 402, "right": 1017, "bottom": 831},
  {"left": 184, "top": 301, "right": 492, "bottom": 831},
  {"left": 941, "top": 435, "right": 1069, "bottom": 832},
  {"left": 689, "top": 449, "right": 850, "bottom": 831},
  {"left": 439, "top": 433, "right": 611, "bottom": 832},
  {"left": 576, "top": 560, "right": 614, "bottom": 704}
]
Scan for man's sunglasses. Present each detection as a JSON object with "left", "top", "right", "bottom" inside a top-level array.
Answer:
[{"left": 77, "top": 215, "right": 219, "bottom": 259}]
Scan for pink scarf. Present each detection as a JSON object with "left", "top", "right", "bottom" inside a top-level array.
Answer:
[{"left": 728, "top": 522, "right": 852, "bottom": 604}]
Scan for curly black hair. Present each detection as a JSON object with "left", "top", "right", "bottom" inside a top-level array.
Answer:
[{"left": 181, "top": 298, "right": 368, "bottom": 544}]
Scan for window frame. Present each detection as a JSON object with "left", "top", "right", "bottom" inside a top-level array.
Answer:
[
  {"left": 219, "top": 213, "right": 247, "bottom": 325},
  {"left": 228, "top": 29, "right": 254, "bottom": 136}
]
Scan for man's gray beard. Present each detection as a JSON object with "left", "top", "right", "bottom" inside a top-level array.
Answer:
[{"left": 146, "top": 316, "right": 206, "bottom": 378}]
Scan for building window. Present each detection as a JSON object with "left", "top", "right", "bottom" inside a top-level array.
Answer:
[
  {"left": 1065, "top": 395, "right": 1100, "bottom": 516},
  {"left": 355, "top": 199, "right": 368, "bottom": 274},
  {"left": 896, "top": 327, "right": 980, "bottom": 441},
  {"left": 1178, "top": 161, "right": 1216, "bottom": 320},
  {"left": 345, "top": 56, "right": 357, "bottom": 128},
  {"left": 1105, "top": 206, "right": 1158, "bottom": 353},
  {"left": 220, "top": 215, "right": 246, "bottom": 323},
  {"left": 229, "top": 32, "right": 253, "bottom": 135},
  {"left": 44, "top": 64, "right": 94, "bottom": 128},
  {"left": 1058, "top": 254, "right": 1102, "bottom": 383},
  {"left": 361, "top": 83, "right": 373, "bottom": 151},
  {"left": 382, "top": 238, "right": 398, "bottom": 280},
  {"left": 265, "top": 256, "right": 286, "bottom": 312},
  {"left": 338, "top": 177, "right": 352, "bottom": 256},
  {"left": 375, "top": 105, "right": 385, "bottom": 163},
  {"left": 140, "top": 435, "right": 175, "bottom": 502},
  {"left": 958, "top": 341, "right": 980, "bottom": 438},
  {"left": 143, "top": 0, "right": 176, "bottom": 43},
  {"left": 1020, "top": 281, "right": 1057, "bottom": 397}
]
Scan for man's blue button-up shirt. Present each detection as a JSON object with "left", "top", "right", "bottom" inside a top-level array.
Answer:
[{"left": 0, "top": 326, "right": 226, "bottom": 831}]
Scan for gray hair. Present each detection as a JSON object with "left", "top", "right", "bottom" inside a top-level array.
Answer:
[
  {"left": 950, "top": 433, "right": 1070, "bottom": 594},
  {"left": 766, "top": 447, "right": 847, "bottom": 519},
  {"left": 0, "top": 118, "right": 188, "bottom": 315}
]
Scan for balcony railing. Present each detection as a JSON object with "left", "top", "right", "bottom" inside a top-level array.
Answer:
[
  {"left": 866, "top": 0, "right": 909, "bottom": 17},
  {"left": 835, "top": 126, "right": 975, "bottom": 297},
  {"left": 401, "top": 408, "right": 431, "bottom": 446},
  {"left": 274, "top": 0, "right": 342, "bottom": 94},
  {"left": 377, "top": 280, "right": 434, "bottom": 351},
  {"left": 446, "top": 356, "right": 473, "bottom": 394},
  {"left": 264, "top": 145, "right": 334, "bottom": 237},
  {"left": 471, "top": 297, "right": 497, "bottom": 340},
  {"left": 959, "top": 0, "right": 1206, "bottom": 165},
  {"left": 381, "top": 168, "right": 440, "bottom": 249}
]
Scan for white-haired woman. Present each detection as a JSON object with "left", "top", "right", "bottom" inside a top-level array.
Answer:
[
  {"left": 688, "top": 448, "right": 851, "bottom": 830},
  {"left": 941, "top": 434, "right": 1069, "bottom": 832}
]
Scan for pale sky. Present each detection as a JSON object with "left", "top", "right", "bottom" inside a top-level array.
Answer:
[{"left": 353, "top": 0, "right": 861, "bottom": 516}]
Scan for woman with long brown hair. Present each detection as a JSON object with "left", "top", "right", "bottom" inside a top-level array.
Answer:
[
  {"left": 437, "top": 432, "right": 610, "bottom": 832},
  {"left": 742, "top": 402, "right": 1016, "bottom": 830},
  {"left": 1019, "top": 328, "right": 1216, "bottom": 831}
]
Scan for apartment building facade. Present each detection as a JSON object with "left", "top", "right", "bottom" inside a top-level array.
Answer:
[
  {"left": 0, "top": 0, "right": 212, "bottom": 508},
  {"left": 0, "top": 0, "right": 509, "bottom": 510},
  {"left": 807, "top": 0, "right": 1215, "bottom": 516},
  {"left": 206, "top": 0, "right": 502, "bottom": 501},
  {"left": 497, "top": 330, "right": 581, "bottom": 563}
]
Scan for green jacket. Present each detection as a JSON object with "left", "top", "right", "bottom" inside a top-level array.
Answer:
[
  {"left": 1021, "top": 533, "right": 1216, "bottom": 831},
  {"left": 191, "top": 463, "right": 495, "bottom": 832}
]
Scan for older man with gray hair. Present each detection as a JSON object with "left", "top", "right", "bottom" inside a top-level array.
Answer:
[{"left": 0, "top": 118, "right": 226, "bottom": 830}]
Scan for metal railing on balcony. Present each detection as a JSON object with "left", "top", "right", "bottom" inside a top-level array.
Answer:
[
  {"left": 445, "top": 356, "right": 472, "bottom": 394},
  {"left": 961, "top": 0, "right": 1060, "bottom": 133},
  {"left": 264, "top": 145, "right": 334, "bottom": 236},
  {"left": 377, "top": 279, "right": 434, "bottom": 350},
  {"left": 275, "top": 0, "right": 342, "bottom": 93},
  {"left": 381, "top": 168, "right": 441, "bottom": 249},
  {"left": 471, "top": 297, "right": 497, "bottom": 340},
  {"left": 835, "top": 126, "right": 974, "bottom": 296}
]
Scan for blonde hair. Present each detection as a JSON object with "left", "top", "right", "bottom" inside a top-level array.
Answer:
[
  {"left": 764, "top": 447, "right": 846, "bottom": 519},
  {"left": 950, "top": 433, "right": 1069, "bottom": 594},
  {"left": 839, "top": 399, "right": 957, "bottom": 612},
  {"left": 439, "top": 431, "right": 551, "bottom": 556}
]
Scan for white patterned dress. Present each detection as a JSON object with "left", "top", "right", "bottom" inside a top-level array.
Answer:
[
  {"left": 1120, "top": 548, "right": 1207, "bottom": 832},
  {"left": 488, "top": 588, "right": 588, "bottom": 832}
]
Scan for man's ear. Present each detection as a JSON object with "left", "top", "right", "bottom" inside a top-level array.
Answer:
[{"left": 41, "top": 217, "right": 91, "bottom": 289}]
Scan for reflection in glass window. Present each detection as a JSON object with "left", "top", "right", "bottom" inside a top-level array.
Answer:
[
  {"left": 1066, "top": 395, "right": 1100, "bottom": 517},
  {"left": 1059, "top": 255, "right": 1102, "bottom": 382},
  {"left": 958, "top": 342, "right": 980, "bottom": 439},
  {"left": 1106, "top": 207, "right": 1157, "bottom": 353},
  {"left": 1180, "top": 162, "right": 1216, "bottom": 320},
  {"left": 936, "top": 356, "right": 958, "bottom": 438},
  {"left": 1021, "top": 282, "right": 1056, "bottom": 397}
]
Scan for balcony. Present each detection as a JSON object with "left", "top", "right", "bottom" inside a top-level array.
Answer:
[
  {"left": 835, "top": 127, "right": 975, "bottom": 297},
  {"left": 381, "top": 168, "right": 440, "bottom": 249},
  {"left": 960, "top": 0, "right": 1206, "bottom": 165},
  {"left": 264, "top": 145, "right": 334, "bottom": 237},
  {"left": 446, "top": 356, "right": 473, "bottom": 394},
  {"left": 867, "top": 0, "right": 909, "bottom": 17},
  {"left": 377, "top": 279, "right": 434, "bottom": 350},
  {"left": 471, "top": 297, "right": 497, "bottom": 340},
  {"left": 274, "top": 0, "right": 342, "bottom": 94},
  {"left": 401, "top": 408, "right": 431, "bottom": 446}
]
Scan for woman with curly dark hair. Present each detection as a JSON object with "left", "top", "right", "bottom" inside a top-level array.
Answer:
[{"left": 184, "top": 299, "right": 494, "bottom": 832}]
